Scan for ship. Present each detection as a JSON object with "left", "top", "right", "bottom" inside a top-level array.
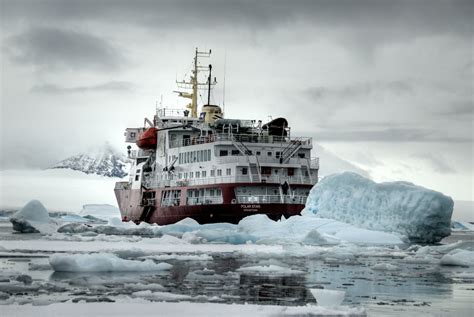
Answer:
[{"left": 114, "top": 48, "right": 319, "bottom": 225}]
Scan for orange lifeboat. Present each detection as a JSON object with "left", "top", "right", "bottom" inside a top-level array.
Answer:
[{"left": 136, "top": 127, "right": 158, "bottom": 150}]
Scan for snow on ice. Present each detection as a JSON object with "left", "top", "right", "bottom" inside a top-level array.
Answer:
[
  {"left": 303, "top": 172, "right": 454, "bottom": 243},
  {"left": 49, "top": 253, "right": 173, "bottom": 272},
  {"left": 9, "top": 200, "right": 59, "bottom": 234}
]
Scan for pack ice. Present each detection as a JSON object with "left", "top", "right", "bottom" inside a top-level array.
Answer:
[{"left": 303, "top": 172, "right": 454, "bottom": 243}]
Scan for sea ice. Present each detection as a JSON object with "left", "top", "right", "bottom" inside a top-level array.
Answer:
[
  {"left": 310, "top": 289, "right": 346, "bottom": 307},
  {"left": 236, "top": 264, "right": 305, "bottom": 275},
  {"left": 9, "top": 200, "right": 59, "bottom": 234},
  {"left": 440, "top": 250, "right": 474, "bottom": 267},
  {"left": 49, "top": 253, "right": 173, "bottom": 272},
  {"left": 303, "top": 172, "right": 454, "bottom": 243}
]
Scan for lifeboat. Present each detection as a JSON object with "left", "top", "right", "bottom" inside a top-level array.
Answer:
[{"left": 136, "top": 127, "right": 158, "bottom": 150}]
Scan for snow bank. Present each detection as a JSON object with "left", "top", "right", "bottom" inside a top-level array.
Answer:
[
  {"left": 303, "top": 172, "right": 454, "bottom": 243},
  {"left": 9, "top": 200, "right": 58, "bottom": 234},
  {"left": 49, "top": 253, "right": 172, "bottom": 272}
]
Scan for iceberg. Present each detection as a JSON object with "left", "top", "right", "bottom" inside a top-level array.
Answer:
[
  {"left": 303, "top": 172, "right": 454, "bottom": 243},
  {"left": 9, "top": 200, "right": 59, "bottom": 234}
]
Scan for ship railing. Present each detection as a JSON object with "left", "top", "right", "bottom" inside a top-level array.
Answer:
[
  {"left": 215, "top": 156, "right": 318, "bottom": 166},
  {"left": 169, "top": 133, "right": 312, "bottom": 149},
  {"left": 236, "top": 195, "right": 307, "bottom": 204},
  {"left": 115, "top": 182, "right": 130, "bottom": 190},
  {"left": 157, "top": 108, "right": 186, "bottom": 117},
  {"left": 186, "top": 196, "right": 224, "bottom": 205},
  {"left": 145, "top": 175, "right": 316, "bottom": 188},
  {"left": 160, "top": 198, "right": 181, "bottom": 207}
]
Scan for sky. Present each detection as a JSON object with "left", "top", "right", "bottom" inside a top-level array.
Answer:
[{"left": 0, "top": 0, "right": 472, "bottom": 201}]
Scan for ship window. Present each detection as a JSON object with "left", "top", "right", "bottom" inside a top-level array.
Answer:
[
  {"left": 184, "top": 172, "right": 188, "bottom": 178},
  {"left": 196, "top": 171, "right": 200, "bottom": 178},
  {"left": 256, "top": 151, "right": 261, "bottom": 156},
  {"left": 298, "top": 153, "right": 306, "bottom": 158},
  {"left": 288, "top": 168, "right": 294, "bottom": 176},
  {"left": 197, "top": 151, "right": 201, "bottom": 162},
  {"left": 130, "top": 132, "right": 136, "bottom": 137},
  {"left": 231, "top": 150, "right": 240, "bottom": 156},
  {"left": 217, "top": 169, "right": 222, "bottom": 176},
  {"left": 216, "top": 188, "right": 222, "bottom": 195},
  {"left": 178, "top": 173, "right": 182, "bottom": 179},
  {"left": 267, "top": 151, "right": 272, "bottom": 156},
  {"left": 135, "top": 175, "right": 139, "bottom": 181},
  {"left": 203, "top": 150, "right": 207, "bottom": 161},
  {"left": 202, "top": 171, "right": 207, "bottom": 177},
  {"left": 208, "top": 149, "right": 211, "bottom": 160},
  {"left": 211, "top": 170, "right": 215, "bottom": 177},
  {"left": 190, "top": 172, "right": 194, "bottom": 178},
  {"left": 219, "top": 150, "right": 228, "bottom": 157},
  {"left": 183, "top": 135, "right": 190, "bottom": 146},
  {"left": 242, "top": 167, "right": 248, "bottom": 175},
  {"left": 261, "top": 167, "right": 271, "bottom": 175},
  {"left": 275, "top": 152, "right": 282, "bottom": 159},
  {"left": 136, "top": 169, "right": 141, "bottom": 173},
  {"left": 210, "top": 189, "right": 215, "bottom": 196},
  {"left": 226, "top": 168, "right": 231, "bottom": 176}
]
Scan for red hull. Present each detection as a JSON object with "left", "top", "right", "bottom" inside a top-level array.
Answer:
[{"left": 114, "top": 183, "right": 310, "bottom": 225}]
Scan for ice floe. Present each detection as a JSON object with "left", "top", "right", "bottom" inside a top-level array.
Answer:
[
  {"left": 440, "top": 250, "right": 474, "bottom": 267},
  {"left": 49, "top": 253, "right": 173, "bottom": 272},
  {"left": 303, "top": 172, "right": 454, "bottom": 243}
]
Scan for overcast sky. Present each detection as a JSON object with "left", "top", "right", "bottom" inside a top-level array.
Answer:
[{"left": 1, "top": 0, "right": 472, "bottom": 200}]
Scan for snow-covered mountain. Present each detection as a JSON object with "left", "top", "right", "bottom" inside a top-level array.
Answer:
[{"left": 50, "top": 143, "right": 130, "bottom": 178}]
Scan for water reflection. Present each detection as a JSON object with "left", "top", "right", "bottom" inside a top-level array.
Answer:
[{"left": 239, "top": 273, "right": 314, "bottom": 305}]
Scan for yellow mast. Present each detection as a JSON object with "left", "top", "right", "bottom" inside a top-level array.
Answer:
[{"left": 175, "top": 48, "right": 213, "bottom": 118}]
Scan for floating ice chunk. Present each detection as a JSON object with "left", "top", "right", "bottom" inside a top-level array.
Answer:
[
  {"left": 49, "top": 253, "right": 172, "bottom": 272},
  {"left": 371, "top": 263, "right": 400, "bottom": 271},
  {"left": 79, "top": 204, "right": 120, "bottom": 221},
  {"left": 131, "top": 290, "right": 192, "bottom": 301},
  {"left": 237, "top": 264, "right": 304, "bottom": 275},
  {"left": 310, "top": 288, "right": 346, "bottom": 307},
  {"left": 60, "top": 214, "right": 90, "bottom": 223},
  {"left": 303, "top": 172, "right": 454, "bottom": 243},
  {"left": 10, "top": 200, "right": 59, "bottom": 234},
  {"left": 440, "top": 250, "right": 474, "bottom": 267}
]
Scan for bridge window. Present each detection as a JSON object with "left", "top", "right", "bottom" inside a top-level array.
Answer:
[
  {"left": 298, "top": 153, "right": 306, "bottom": 158},
  {"left": 231, "top": 150, "right": 240, "bottom": 156},
  {"left": 226, "top": 168, "right": 231, "bottom": 176},
  {"left": 267, "top": 151, "right": 272, "bottom": 156},
  {"left": 217, "top": 169, "right": 222, "bottom": 176},
  {"left": 242, "top": 167, "right": 248, "bottom": 175},
  {"left": 219, "top": 150, "right": 228, "bottom": 157}
]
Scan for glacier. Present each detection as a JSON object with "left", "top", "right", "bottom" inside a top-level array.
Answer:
[{"left": 303, "top": 172, "right": 454, "bottom": 243}]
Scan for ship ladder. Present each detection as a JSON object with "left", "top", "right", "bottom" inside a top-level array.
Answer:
[{"left": 139, "top": 205, "right": 155, "bottom": 223}]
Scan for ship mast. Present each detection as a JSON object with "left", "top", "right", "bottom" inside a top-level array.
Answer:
[{"left": 175, "top": 48, "right": 215, "bottom": 118}]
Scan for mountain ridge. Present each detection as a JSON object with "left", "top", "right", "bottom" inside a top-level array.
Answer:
[{"left": 50, "top": 142, "right": 130, "bottom": 178}]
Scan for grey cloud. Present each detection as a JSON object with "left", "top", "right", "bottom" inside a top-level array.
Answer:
[
  {"left": 413, "top": 153, "right": 457, "bottom": 174},
  {"left": 433, "top": 101, "right": 474, "bottom": 118},
  {"left": 313, "top": 128, "right": 472, "bottom": 143},
  {"left": 2, "top": 0, "right": 472, "bottom": 41},
  {"left": 306, "top": 81, "right": 413, "bottom": 100},
  {"left": 4, "top": 27, "right": 125, "bottom": 71},
  {"left": 31, "top": 81, "right": 134, "bottom": 94}
]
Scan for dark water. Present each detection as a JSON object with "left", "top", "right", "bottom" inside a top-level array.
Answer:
[{"left": 0, "top": 221, "right": 473, "bottom": 316}]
